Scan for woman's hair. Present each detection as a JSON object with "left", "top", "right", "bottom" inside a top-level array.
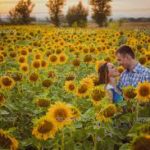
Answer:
[{"left": 98, "top": 62, "right": 109, "bottom": 84}]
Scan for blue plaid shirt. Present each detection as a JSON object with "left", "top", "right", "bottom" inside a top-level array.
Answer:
[{"left": 117, "top": 63, "right": 150, "bottom": 89}]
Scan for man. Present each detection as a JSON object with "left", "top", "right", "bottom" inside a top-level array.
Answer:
[{"left": 116, "top": 45, "right": 150, "bottom": 89}]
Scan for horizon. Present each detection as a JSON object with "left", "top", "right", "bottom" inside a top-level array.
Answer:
[{"left": 0, "top": 0, "right": 150, "bottom": 20}]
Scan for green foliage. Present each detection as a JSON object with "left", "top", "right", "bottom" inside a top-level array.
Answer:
[
  {"left": 90, "top": 0, "right": 112, "bottom": 27},
  {"left": 46, "top": 0, "right": 66, "bottom": 27},
  {"left": 66, "top": 1, "right": 88, "bottom": 27},
  {"left": 9, "top": 0, "right": 35, "bottom": 24}
]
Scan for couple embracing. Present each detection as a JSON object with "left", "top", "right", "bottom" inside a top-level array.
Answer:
[{"left": 98, "top": 45, "right": 150, "bottom": 103}]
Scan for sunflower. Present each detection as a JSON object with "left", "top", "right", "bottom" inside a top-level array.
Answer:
[
  {"left": 35, "top": 98, "right": 50, "bottom": 108},
  {"left": 58, "top": 53, "right": 68, "bottom": 64},
  {"left": 18, "top": 56, "right": 27, "bottom": 64},
  {"left": 139, "top": 56, "right": 147, "bottom": 65},
  {"left": 32, "top": 60, "right": 41, "bottom": 69},
  {"left": 145, "top": 51, "right": 150, "bottom": 61},
  {"left": 41, "top": 60, "right": 48, "bottom": 68},
  {"left": 9, "top": 51, "right": 17, "bottom": 58},
  {"left": 132, "top": 135, "right": 150, "bottom": 150},
  {"left": 91, "top": 86, "right": 106, "bottom": 105},
  {"left": 87, "top": 74, "right": 100, "bottom": 86},
  {"left": 69, "top": 106, "right": 80, "bottom": 120},
  {"left": 95, "top": 60, "right": 106, "bottom": 72},
  {"left": 96, "top": 113, "right": 109, "bottom": 123},
  {"left": 0, "top": 54, "right": 5, "bottom": 64},
  {"left": 34, "top": 52, "right": 43, "bottom": 60},
  {"left": 140, "top": 124, "right": 150, "bottom": 135},
  {"left": 80, "top": 77, "right": 94, "bottom": 89},
  {"left": 0, "top": 76, "right": 15, "bottom": 90},
  {"left": 65, "top": 73, "right": 76, "bottom": 81},
  {"left": 29, "top": 72, "right": 39, "bottom": 83},
  {"left": 20, "top": 63, "right": 29, "bottom": 74},
  {"left": 42, "top": 79, "right": 53, "bottom": 88},
  {"left": 32, "top": 116, "right": 57, "bottom": 140},
  {"left": 20, "top": 49, "right": 28, "bottom": 56},
  {"left": 76, "top": 83, "right": 90, "bottom": 98},
  {"left": 123, "top": 86, "right": 137, "bottom": 100},
  {"left": 46, "top": 101, "right": 73, "bottom": 128},
  {"left": 83, "top": 48, "right": 89, "bottom": 54},
  {"left": 55, "top": 49, "right": 62, "bottom": 55},
  {"left": 11, "top": 72, "right": 22, "bottom": 82},
  {"left": 72, "top": 58, "right": 80, "bottom": 67},
  {"left": 64, "top": 81, "right": 76, "bottom": 93},
  {"left": 117, "top": 66, "right": 124, "bottom": 74},
  {"left": 49, "top": 54, "right": 58, "bottom": 65},
  {"left": 102, "top": 104, "right": 117, "bottom": 118},
  {"left": 0, "top": 93, "right": 5, "bottom": 107},
  {"left": 83, "top": 54, "right": 93, "bottom": 64},
  {"left": 48, "top": 70, "right": 56, "bottom": 79},
  {"left": 136, "top": 82, "right": 150, "bottom": 103},
  {"left": 0, "top": 129, "right": 19, "bottom": 150}
]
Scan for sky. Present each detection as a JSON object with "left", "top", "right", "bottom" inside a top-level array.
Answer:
[{"left": 0, "top": 0, "right": 150, "bottom": 19}]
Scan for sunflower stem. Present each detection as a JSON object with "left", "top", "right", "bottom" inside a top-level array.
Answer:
[
  {"left": 136, "top": 102, "right": 139, "bottom": 122},
  {"left": 93, "top": 134, "right": 97, "bottom": 150},
  {"left": 61, "top": 129, "right": 65, "bottom": 150}
]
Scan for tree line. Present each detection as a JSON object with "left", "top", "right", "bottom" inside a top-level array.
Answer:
[{"left": 1, "top": 0, "right": 112, "bottom": 27}]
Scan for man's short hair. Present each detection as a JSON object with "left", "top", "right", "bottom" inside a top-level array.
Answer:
[{"left": 116, "top": 45, "right": 135, "bottom": 59}]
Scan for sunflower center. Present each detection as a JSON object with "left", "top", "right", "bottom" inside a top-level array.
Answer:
[
  {"left": 50, "top": 56, "right": 57, "bottom": 62},
  {"left": 66, "top": 76, "right": 75, "bottom": 81},
  {"left": 0, "top": 134, "right": 12, "bottom": 149},
  {"left": 21, "top": 50, "right": 27, "bottom": 55},
  {"left": 33, "top": 61, "right": 40, "bottom": 68},
  {"left": 60, "top": 56, "right": 66, "bottom": 62},
  {"left": 92, "top": 90, "right": 103, "bottom": 101},
  {"left": 38, "top": 121, "right": 53, "bottom": 134},
  {"left": 69, "top": 84, "right": 75, "bottom": 91},
  {"left": 37, "top": 99, "right": 50, "bottom": 107},
  {"left": 48, "top": 71, "right": 55, "bottom": 78},
  {"left": 103, "top": 106, "right": 116, "bottom": 118},
  {"left": 72, "top": 59, "right": 80, "bottom": 66},
  {"left": 41, "top": 60, "right": 47, "bottom": 67},
  {"left": 29, "top": 73, "right": 39, "bottom": 82},
  {"left": 132, "top": 136, "right": 150, "bottom": 150},
  {"left": 12, "top": 72, "right": 22, "bottom": 81},
  {"left": 22, "top": 66, "right": 28, "bottom": 72},
  {"left": 54, "top": 109, "right": 67, "bottom": 122},
  {"left": 0, "top": 55, "right": 4, "bottom": 62},
  {"left": 139, "top": 86, "right": 149, "bottom": 97},
  {"left": 2, "top": 77, "right": 12, "bottom": 86},
  {"left": 19, "top": 57, "right": 25, "bottom": 63},
  {"left": 125, "top": 89, "right": 136, "bottom": 99},
  {"left": 42, "top": 80, "right": 52, "bottom": 88},
  {"left": 78, "top": 84, "right": 88, "bottom": 94},
  {"left": 84, "top": 55, "right": 92, "bottom": 62}
]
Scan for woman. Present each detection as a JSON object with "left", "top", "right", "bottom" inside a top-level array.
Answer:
[{"left": 98, "top": 62, "right": 123, "bottom": 103}]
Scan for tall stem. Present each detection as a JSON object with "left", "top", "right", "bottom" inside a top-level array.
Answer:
[
  {"left": 93, "top": 134, "right": 97, "bottom": 150},
  {"left": 136, "top": 102, "right": 139, "bottom": 122},
  {"left": 61, "top": 129, "right": 65, "bottom": 150}
]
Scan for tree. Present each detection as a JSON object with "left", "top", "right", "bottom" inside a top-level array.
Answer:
[
  {"left": 46, "top": 0, "right": 66, "bottom": 27},
  {"left": 90, "top": 0, "right": 111, "bottom": 27},
  {"left": 66, "top": 1, "right": 88, "bottom": 27},
  {"left": 9, "top": 0, "right": 35, "bottom": 24}
]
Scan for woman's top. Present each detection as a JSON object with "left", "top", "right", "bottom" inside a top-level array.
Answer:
[{"left": 106, "top": 84, "right": 123, "bottom": 104}]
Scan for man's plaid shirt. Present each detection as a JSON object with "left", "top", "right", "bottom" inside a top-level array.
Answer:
[{"left": 117, "top": 63, "right": 150, "bottom": 89}]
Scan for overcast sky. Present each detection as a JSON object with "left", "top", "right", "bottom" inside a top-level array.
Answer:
[{"left": 0, "top": 0, "right": 150, "bottom": 19}]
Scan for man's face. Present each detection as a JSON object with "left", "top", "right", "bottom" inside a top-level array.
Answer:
[{"left": 116, "top": 53, "right": 129, "bottom": 69}]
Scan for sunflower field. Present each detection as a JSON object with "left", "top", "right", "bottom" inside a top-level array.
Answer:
[{"left": 0, "top": 25, "right": 150, "bottom": 150}]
